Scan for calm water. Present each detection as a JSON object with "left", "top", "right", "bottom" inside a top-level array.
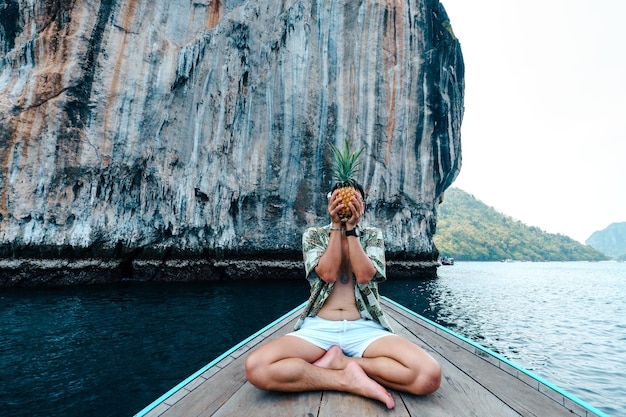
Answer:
[
  {"left": 1, "top": 262, "right": 623, "bottom": 416},
  {"left": 387, "top": 261, "right": 625, "bottom": 417}
]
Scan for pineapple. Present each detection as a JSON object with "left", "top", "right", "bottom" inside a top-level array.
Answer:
[{"left": 330, "top": 140, "right": 365, "bottom": 222}]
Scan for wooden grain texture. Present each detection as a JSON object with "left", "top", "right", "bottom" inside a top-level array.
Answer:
[
  {"left": 212, "top": 383, "right": 323, "bottom": 417},
  {"left": 384, "top": 300, "right": 592, "bottom": 417},
  {"left": 386, "top": 314, "right": 521, "bottom": 417},
  {"left": 138, "top": 300, "right": 599, "bottom": 417},
  {"left": 318, "top": 390, "right": 408, "bottom": 417}
]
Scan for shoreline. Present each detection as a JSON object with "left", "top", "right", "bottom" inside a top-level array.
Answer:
[{"left": 0, "top": 257, "right": 439, "bottom": 287}]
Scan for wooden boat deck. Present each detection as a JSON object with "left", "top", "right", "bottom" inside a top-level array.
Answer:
[{"left": 135, "top": 297, "right": 606, "bottom": 417}]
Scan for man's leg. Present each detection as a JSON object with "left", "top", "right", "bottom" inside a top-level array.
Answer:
[
  {"left": 245, "top": 335, "right": 395, "bottom": 408},
  {"left": 314, "top": 336, "right": 442, "bottom": 395}
]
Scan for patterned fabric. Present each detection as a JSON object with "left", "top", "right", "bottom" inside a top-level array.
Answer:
[{"left": 294, "top": 223, "right": 394, "bottom": 333}]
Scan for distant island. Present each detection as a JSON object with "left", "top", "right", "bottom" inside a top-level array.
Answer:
[
  {"left": 433, "top": 188, "right": 608, "bottom": 262},
  {"left": 585, "top": 222, "right": 626, "bottom": 260}
]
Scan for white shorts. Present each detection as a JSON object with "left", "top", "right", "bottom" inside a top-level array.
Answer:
[{"left": 287, "top": 316, "right": 395, "bottom": 358}]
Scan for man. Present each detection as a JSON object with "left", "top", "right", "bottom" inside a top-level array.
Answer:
[{"left": 245, "top": 185, "right": 441, "bottom": 409}]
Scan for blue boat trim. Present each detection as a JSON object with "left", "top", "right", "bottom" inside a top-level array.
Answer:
[
  {"left": 381, "top": 296, "right": 608, "bottom": 417},
  {"left": 133, "top": 301, "right": 308, "bottom": 417}
]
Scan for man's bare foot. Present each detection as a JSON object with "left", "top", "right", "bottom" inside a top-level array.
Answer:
[
  {"left": 313, "top": 345, "right": 345, "bottom": 370},
  {"left": 343, "top": 362, "right": 395, "bottom": 409}
]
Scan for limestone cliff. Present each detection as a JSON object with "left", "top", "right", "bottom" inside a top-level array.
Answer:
[{"left": 0, "top": 0, "right": 464, "bottom": 285}]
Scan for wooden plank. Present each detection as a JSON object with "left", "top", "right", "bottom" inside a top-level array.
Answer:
[
  {"left": 157, "top": 313, "right": 300, "bottom": 417},
  {"left": 161, "top": 353, "right": 247, "bottom": 416},
  {"left": 211, "top": 382, "right": 323, "bottom": 417},
  {"left": 318, "top": 390, "right": 409, "bottom": 417},
  {"left": 385, "top": 313, "right": 521, "bottom": 417},
  {"left": 383, "top": 300, "right": 582, "bottom": 417}
]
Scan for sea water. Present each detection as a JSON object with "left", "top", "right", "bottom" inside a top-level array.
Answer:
[
  {"left": 386, "top": 261, "right": 625, "bottom": 416},
  {"left": 1, "top": 261, "right": 623, "bottom": 416}
]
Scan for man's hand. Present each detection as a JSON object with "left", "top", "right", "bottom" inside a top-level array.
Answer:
[
  {"left": 327, "top": 189, "right": 345, "bottom": 226},
  {"left": 345, "top": 193, "right": 365, "bottom": 229}
]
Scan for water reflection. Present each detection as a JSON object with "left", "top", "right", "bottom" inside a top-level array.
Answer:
[{"left": 381, "top": 279, "right": 439, "bottom": 323}]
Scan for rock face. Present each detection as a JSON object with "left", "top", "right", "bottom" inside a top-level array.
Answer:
[
  {"left": 586, "top": 222, "right": 626, "bottom": 259},
  {"left": 0, "top": 0, "right": 464, "bottom": 285}
]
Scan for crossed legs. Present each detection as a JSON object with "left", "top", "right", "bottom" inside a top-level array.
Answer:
[{"left": 244, "top": 334, "right": 441, "bottom": 409}]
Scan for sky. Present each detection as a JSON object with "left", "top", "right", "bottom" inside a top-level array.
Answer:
[{"left": 440, "top": 0, "right": 626, "bottom": 243}]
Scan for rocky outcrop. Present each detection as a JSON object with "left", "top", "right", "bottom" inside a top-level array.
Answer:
[
  {"left": 0, "top": 0, "right": 464, "bottom": 286},
  {"left": 586, "top": 222, "right": 626, "bottom": 259}
]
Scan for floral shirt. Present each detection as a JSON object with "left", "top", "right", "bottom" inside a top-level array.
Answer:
[{"left": 294, "top": 223, "right": 394, "bottom": 333}]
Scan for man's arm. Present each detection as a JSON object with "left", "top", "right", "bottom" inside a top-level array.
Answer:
[
  {"left": 314, "top": 190, "right": 345, "bottom": 283},
  {"left": 344, "top": 193, "right": 378, "bottom": 284},
  {"left": 346, "top": 233, "right": 377, "bottom": 284},
  {"left": 314, "top": 225, "right": 342, "bottom": 283}
]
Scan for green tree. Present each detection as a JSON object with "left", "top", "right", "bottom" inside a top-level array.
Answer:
[{"left": 433, "top": 188, "right": 608, "bottom": 262}]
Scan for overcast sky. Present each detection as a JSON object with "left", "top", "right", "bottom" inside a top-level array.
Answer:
[{"left": 441, "top": 0, "right": 626, "bottom": 243}]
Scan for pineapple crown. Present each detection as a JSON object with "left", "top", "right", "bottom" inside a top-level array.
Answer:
[{"left": 330, "top": 140, "right": 365, "bottom": 188}]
